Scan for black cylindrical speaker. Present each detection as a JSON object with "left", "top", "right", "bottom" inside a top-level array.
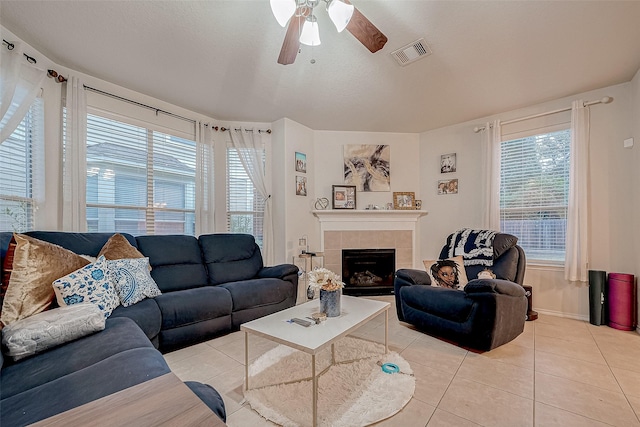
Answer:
[{"left": 588, "top": 270, "right": 607, "bottom": 326}]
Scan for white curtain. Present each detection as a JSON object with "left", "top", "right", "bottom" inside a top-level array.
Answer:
[
  {"left": 195, "top": 122, "right": 215, "bottom": 235},
  {"left": 62, "top": 76, "right": 88, "bottom": 231},
  {"left": 481, "top": 120, "right": 502, "bottom": 230},
  {"left": 565, "top": 100, "right": 590, "bottom": 282},
  {"left": 1, "top": 43, "right": 47, "bottom": 143},
  {"left": 228, "top": 128, "right": 274, "bottom": 266}
]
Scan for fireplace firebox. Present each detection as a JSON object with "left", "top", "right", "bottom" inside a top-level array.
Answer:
[{"left": 342, "top": 249, "right": 395, "bottom": 296}]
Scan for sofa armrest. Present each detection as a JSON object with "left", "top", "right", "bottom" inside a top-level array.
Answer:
[
  {"left": 394, "top": 269, "right": 431, "bottom": 286},
  {"left": 393, "top": 269, "right": 431, "bottom": 322},
  {"left": 257, "top": 264, "right": 299, "bottom": 280},
  {"left": 464, "top": 279, "right": 525, "bottom": 297}
]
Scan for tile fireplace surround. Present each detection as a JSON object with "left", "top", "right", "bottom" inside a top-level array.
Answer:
[{"left": 312, "top": 210, "right": 428, "bottom": 277}]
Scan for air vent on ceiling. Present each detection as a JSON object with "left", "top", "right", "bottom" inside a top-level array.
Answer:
[{"left": 391, "top": 38, "right": 432, "bottom": 66}]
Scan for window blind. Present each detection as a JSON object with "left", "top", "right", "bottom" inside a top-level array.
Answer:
[
  {"left": 0, "top": 98, "right": 44, "bottom": 232},
  {"left": 500, "top": 129, "right": 570, "bottom": 262},
  {"left": 226, "top": 146, "right": 265, "bottom": 247},
  {"left": 86, "top": 112, "right": 197, "bottom": 235}
]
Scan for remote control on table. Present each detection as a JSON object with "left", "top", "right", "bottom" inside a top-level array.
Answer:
[{"left": 291, "top": 318, "right": 312, "bottom": 327}]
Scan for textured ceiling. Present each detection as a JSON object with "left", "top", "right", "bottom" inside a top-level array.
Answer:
[{"left": 2, "top": 1, "right": 640, "bottom": 133}]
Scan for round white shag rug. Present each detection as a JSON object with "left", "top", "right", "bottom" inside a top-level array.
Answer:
[{"left": 244, "top": 336, "right": 415, "bottom": 427}]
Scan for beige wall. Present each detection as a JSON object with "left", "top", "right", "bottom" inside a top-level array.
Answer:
[
  {"left": 419, "top": 82, "right": 636, "bottom": 320},
  {"left": 631, "top": 68, "right": 640, "bottom": 329}
]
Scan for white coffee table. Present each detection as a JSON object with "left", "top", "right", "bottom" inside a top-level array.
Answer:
[{"left": 240, "top": 295, "right": 390, "bottom": 427}]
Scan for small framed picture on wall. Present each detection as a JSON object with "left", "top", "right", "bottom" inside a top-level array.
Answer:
[
  {"left": 295, "top": 152, "right": 307, "bottom": 173},
  {"left": 440, "top": 153, "right": 457, "bottom": 173},
  {"left": 438, "top": 179, "right": 458, "bottom": 195},
  {"left": 296, "top": 176, "right": 307, "bottom": 196}
]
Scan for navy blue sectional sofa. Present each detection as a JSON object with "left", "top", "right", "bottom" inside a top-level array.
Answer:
[{"left": 0, "top": 231, "right": 298, "bottom": 426}]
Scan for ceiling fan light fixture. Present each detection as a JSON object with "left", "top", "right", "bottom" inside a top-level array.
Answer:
[
  {"left": 327, "top": 0, "right": 354, "bottom": 32},
  {"left": 299, "top": 15, "right": 321, "bottom": 46},
  {"left": 270, "top": 0, "right": 296, "bottom": 27}
]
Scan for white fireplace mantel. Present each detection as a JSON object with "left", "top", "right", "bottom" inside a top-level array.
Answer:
[
  {"left": 312, "top": 210, "right": 427, "bottom": 226},
  {"left": 312, "top": 210, "right": 428, "bottom": 268}
]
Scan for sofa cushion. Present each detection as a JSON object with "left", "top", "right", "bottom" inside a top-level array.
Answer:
[
  {"left": 399, "top": 285, "right": 474, "bottom": 323},
  {"left": 136, "top": 235, "right": 208, "bottom": 292},
  {"left": 221, "top": 278, "right": 295, "bottom": 312},
  {"left": 110, "top": 298, "right": 162, "bottom": 342},
  {"left": 108, "top": 257, "right": 161, "bottom": 307},
  {"left": 0, "top": 347, "right": 170, "bottom": 427},
  {"left": 154, "top": 287, "right": 232, "bottom": 330},
  {"left": 492, "top": 233, "right": 518, "bottom": 259},
  {"left": 25, "top": 231, "right": 138, "bottom": 257},
  {"left": 199, "top": 234, "right": 263, "bottom": 285},
  {"left": 0, "top": 317, "right": 153, "bottom": 400},
  {"left": 465, "top": 246, "right": 520, "bottom": 282},
  {"left": 2, "top": 303, "right": 105, "bottom": 361},
  {"left": 1, "top": 234, "right": 90, "bottom": 326},
  {"left": 52, "top": 256, "right": 120, "bottom": 318}
]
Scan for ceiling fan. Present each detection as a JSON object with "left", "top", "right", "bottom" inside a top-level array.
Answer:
[{"left": 270, "top": 0, "right": 388, "bottom": 65}]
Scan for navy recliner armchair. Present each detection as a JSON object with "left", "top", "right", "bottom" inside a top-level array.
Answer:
[{"left": 394, "top": 231, "right": 527, "bottom": 351}]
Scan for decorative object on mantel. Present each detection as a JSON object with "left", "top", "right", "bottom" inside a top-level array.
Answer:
[
  {"left": 438, "top": 179, "right": 458, "bottom": 195},
  {"left": 415, "top": 200, "right": 422, "bottom": 210},
  {"left": 344, "top": 144, "right": 390, "bottom": 192},
  {"left": 332, "top": 185, "right": 356, "bottom": 209},
  {"left": 314, "top": 197, "right": 329, "bottom": 210},
  {"left": 440, "top": 153, "right": 457, "bottom": 173},
  {"left": 308, "top": 268, "right": 344, "bottom": 317},
  {"left": 393, "top": 192, "right": 415, "bottom": 210}
]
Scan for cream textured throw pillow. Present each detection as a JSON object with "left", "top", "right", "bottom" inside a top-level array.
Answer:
[
  {"left": 1, "top": 234, "right": 90, "bottom": 326},
  {"left": 422, "top": 256, "right": 468, "bottom": 290},
  {"left": 2, "top": 303, "right": 105, "bottom": 361}
]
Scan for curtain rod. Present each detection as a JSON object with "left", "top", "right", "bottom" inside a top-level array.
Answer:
[
  {"left": 83, "top": 85, "right": 197, "bottom": 125},
  {"left": 218, "top": 126, "right": 272, "bottom": 134},
  {"left": 473, "top": 96, "right": 613, "bottom": 133},
  {"left": 3, "top": 39, "right": 37, "bottom": 64}
]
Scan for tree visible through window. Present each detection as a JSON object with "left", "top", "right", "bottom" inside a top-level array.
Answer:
[{"left": 500, "top": 129, "right": 571, "bottom": 262}]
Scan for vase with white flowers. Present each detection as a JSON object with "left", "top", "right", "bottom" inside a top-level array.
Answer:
[{"left": 308, "top": 267, "right": 345, "bottom": 317}]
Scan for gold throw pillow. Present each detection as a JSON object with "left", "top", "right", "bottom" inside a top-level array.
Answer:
[
  {"left": 0, "top": 234, "right": 90, "bottom": 326},
  {"left": 98, "top": 233, "right": 145, "bottom": 261}
]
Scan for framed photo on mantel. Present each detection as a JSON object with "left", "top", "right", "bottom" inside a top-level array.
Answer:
[
  {"left": 332, "top": 185, "right": 356, "bottom": 209},
  {"left": 393, "top": 192, "right": 415, "bottom": 210}
]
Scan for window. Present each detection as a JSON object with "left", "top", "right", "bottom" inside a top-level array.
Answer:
[
  {"left": 0, "top": 98, "right": 43, "bottom": 232},
  {"left": 226, "top": 145, "right": 265, "bottom": 247},
  {"left": 500, "top": 129, "right": 570, "bottom": 262},
  {"left": 86, "top": 113, "right": 196, "bottom": 235}
]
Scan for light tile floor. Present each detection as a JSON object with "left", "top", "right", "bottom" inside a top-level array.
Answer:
[{"left": 164, "top": 296, "right": 640, "bottom": 426}]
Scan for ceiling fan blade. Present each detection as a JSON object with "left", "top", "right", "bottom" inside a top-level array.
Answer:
[
  {"left": 277, "top": 10, "right": 307, "bottom": 65},
  {"left": 345, "top": 4, "right": 388, "bottom": 53}
]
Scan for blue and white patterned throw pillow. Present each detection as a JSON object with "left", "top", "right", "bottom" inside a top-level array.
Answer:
[
  {"left": 108, "top": 257, "right": 161, "bottom": 307},
  {"left": 52, "top": 255, "right": 120, "bottom": 318}
]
